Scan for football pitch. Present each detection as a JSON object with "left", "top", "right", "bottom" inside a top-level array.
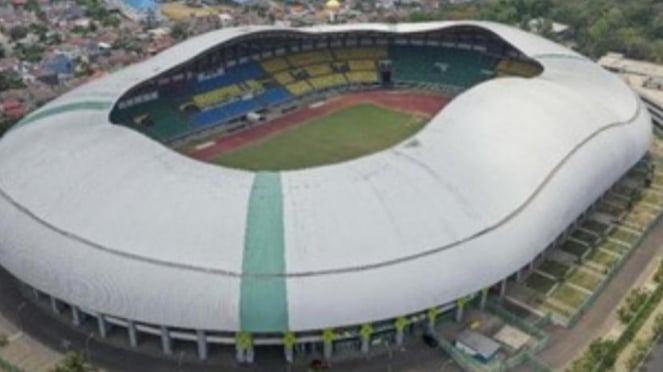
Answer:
[{"left": 213, "top": 103, "right": 427, "bottom": 171}]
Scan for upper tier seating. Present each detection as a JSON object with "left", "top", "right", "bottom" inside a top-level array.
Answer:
[
  {"left": 348, "top": 60, "right": 376, "bottom": 71},
  {"left": 111, "top": 99, "right": 192, "bottom": 142},
  {"left": 195, "top": 62, "right": 263, "bottom": 93},
  {"left": 261, "top": 57, "right": 290, "bottom": 73},
  {"left": 287, "top": 50, "right": 333, "bottom": 67},
  {"left": 305, "top": 63, "right": 333, "bottom": 77},
  {"left": 333, "top": 47, "right": 388, "bottom": 60},
  {"left": 496, "top": 59, "right": 542, "bottom": 78},
  {"left": 389, "top": 45, "right": 495, "bottom": 88},
  {"left": 193, "top": 84, "right": 243, "bottom": 108}
]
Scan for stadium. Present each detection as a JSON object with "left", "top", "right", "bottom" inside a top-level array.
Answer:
[{"left": 0, "top": 21, "right": 653, "bottom": 363}]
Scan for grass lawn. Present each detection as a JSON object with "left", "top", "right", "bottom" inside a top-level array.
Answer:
[
  {"left": 542, "top": 299, "right": 573, "bottom": 317},
  {"left": 560, "top": 240, "right": 590, "bottom": 258},
  {"left": 643, "top": 190, "right": 663, "bottom": 206},
  {"left": 568, "top": 269, "right": 603, "bottom": 291},
  {"left": 597, "top": 240, "right": 630, "bottom": 255},
  {"left": 550, "top": 284, "right": 589, "bottom": 309},
  {"left": 213, "top": 104, "right": 425, "bottom": 170},
  {"left": 538, "top": 260, "right": 571, "bottom": 279},
  {"left": 609, "top": 227, "right": 641, "bottom": 245},
  {"left": 525, "top": 272, "right": 557, "bottom": 294},
  {"left": 586, "top": 249, "right": 619, "bottom": 269}
]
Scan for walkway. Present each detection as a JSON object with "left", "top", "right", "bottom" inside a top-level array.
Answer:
[{"left": 538, "top": 216, "right": 663, "bottom": 370}]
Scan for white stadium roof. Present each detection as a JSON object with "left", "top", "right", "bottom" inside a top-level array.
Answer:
[{"left": 0, "top": 21, "right": 652, "bottom": 333}]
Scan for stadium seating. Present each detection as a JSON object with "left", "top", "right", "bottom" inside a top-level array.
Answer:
[
  {"left": 114, "top": 44, "right": 503, "bottom": 143},
  {"left": 333, "top": 47, "right": 388, "bottom": 60},
  {"left": 309, "top": 74, "right": 347, "bottom": 90},
  {"left": 261, "top": 57, "right": 290, "bottom": 73},
  {"left": 496, "top": 59, "right": 542, "bottom": 78},
  {"left": 389, "top": 45, "right": 495, "bottom": 88},
  {"left": 286, "top": 81, "right": 313, "bottom": 96},
  {"left": 274, "top": 71, "right": 295, "bottom": 85},
  {"left": 192, "top": 98, "right": 258, "bottom": 127},
  {"left": 346, "top": 71, "right": 379, "bottom": 84},
  {"left": 193, "top": 84, "right": 243, "bottom": 108},
  {"left": 287, "top": 50, "right": 333, "bottom": 67},
  {"left": 348, "top": 60, "right": 376, "bottom": 71},
  {"left": 260, "top": 87, "right": 291, "bottom": 106},
  {"left": 304, "top": 63, "right": 333, "bottom": 77},
  {"left": 110, "top": 99, "right": 192, "bottom": 142},
  {"left": 195, "top": 62, "right": 263, "bottom": 93}
]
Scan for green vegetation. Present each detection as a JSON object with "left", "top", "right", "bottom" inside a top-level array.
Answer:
[
  {"left": 412, "top": 0, "right": 663, "bottom": 63},
  {"left": 610, "top": 227, "right": 641, "bottom": 245},
  {"left": 560, "top": 240, "right": 590, "bottom": 258},
  {"left": 586, "top": 249, "right": 619, "bottom": 268},
  {"left": 568, "top": 269, "right": 602, "bottom": 291},
  {"left": 538, "top": 260, "right": 570, "bottom": 279},
  {"left": 51, "top": 353, "right": 96, "bottom": 372},
  {"left": 525, "top": 272, "right": 557, "bottom": 294},
  {"left": 551, "top": 284, "right": 588, "bottom": 309},
  {"left": 618, "top": 288, "right": 650, "bottom": 324},
  {"left": 0, "top": 333, "right": 7, "bottom": 348},
  {"left": 625, "top": 338, "right": 652, "bottom": 371},
  {"left": 567, "top": 338, "right": 616, "bottom": 372},
  {"left": 214, "top": 104, "right": 425, "bottom": 171}
]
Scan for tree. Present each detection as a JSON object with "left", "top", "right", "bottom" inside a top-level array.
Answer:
[
  {"left": 51, "top": 352, "right": 96, "bottom": 372},
  {"left": 170, "top": 22, "right": 188, "bottom": 41},
  {"left": 9, "top": 25, "right": 28, "bottom": 41},
  {"left": 652, "top": 313, "right": 663, "bottom": 338}
]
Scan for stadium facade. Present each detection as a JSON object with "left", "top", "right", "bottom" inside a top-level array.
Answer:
[{"left": 0, "top": 21, "right": 652, "bottom": 362}]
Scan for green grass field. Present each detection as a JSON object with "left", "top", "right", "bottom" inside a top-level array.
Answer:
[{"left": 213, "top": 104, "right": 426, "bottom": 171}]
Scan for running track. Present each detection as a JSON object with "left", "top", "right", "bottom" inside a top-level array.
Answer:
[{"left": 189, "top": 90, "right": 450, "bottom": 161}]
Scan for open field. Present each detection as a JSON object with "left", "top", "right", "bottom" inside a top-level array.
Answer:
[{"left": 213, "top": 104, "right": 425, "bottom": 170}]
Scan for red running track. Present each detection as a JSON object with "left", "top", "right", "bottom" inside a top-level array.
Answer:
[{"left": 189, "top": 90, "right": 450, "bottom": 161}]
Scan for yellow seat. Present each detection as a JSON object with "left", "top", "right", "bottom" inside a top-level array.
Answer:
[
  {"left": 285, "top": 81, "right": 313, "bottom": 96},
  {"left": 304, "top": 63, "right": 333, "bottom": 77},
  {"left": 261, "top": 58, "right": 290, "bottom": 73}
]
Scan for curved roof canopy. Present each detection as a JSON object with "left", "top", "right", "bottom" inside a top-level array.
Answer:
[{"left": 0, "top": 21, "right": 652, "bottom": 333}]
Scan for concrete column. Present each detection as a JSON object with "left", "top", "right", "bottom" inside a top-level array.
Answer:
[
  {"left": 361, "top": 337, "right": 370, "bottom": 354},
  {"left": 396, "top": 328, "right": 405, "bottom": 347},
  {"left": 235, "top": 343, "right": 245, "bottom": 363},
  {"left": 455, "top": 304, "right": 464, "bottom": 322},
  {"left": 480, "top": 289, "right": 488, "bottom": 310},
  {"left": 33, "top": 289, "right": 40, "bottom": 301},
  {"left": 127, "top": 321, "right": 137, "bottom": 348},
  {"left": 528, "top": 260, "right": 535, "bottom": 272},
  {"left": 97, "top": 315, "right": 108, "bottom": 338},
  {"left": 50, "top": 296, "right": 60, "bottom": 314},
  {"left": 323, "top": 341, "right": 333, "bottom": 361},
  {"left": 515, "top": 268, "right": 523, "bottom": 282},
  {"left": 246, "top": 345, "right": 255, "bottom": 364},
  {"left": 160, "top": 326, "right": 172, "bottom": 356},
  {"left": 71, "top": 306, "right": 81, "bottom": 326},
  {"left": 196, "top": 330, "right": 208, "bottom": 360},
  {"left": 284, "top": 344, "right": 294, "bottom": 363},
  {"left": 499, "top": 279, "right": 507, "bottom": 299}
]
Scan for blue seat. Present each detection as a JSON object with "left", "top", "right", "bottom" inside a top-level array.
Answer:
[{"left": 195, "top": 63, "right": 264, "bottom": 93}]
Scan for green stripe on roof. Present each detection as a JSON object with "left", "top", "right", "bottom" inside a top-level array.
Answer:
[
  {"left": 240, "top": 172, "right": 288, "bottom": 333},
  {"left": 14, "top": 101, "right": 112, "bottom": 128}
]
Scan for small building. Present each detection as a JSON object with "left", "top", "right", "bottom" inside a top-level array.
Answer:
[{"left": 455, "top": 330, "right": 501, "bottom": 363}]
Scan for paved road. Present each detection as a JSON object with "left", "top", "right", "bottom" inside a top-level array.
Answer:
[
  {"left": 0, "top": 266, "right": 458, "bottom": 372},
  {"left": 643, "top": 338, "right": 663, "bottom": 371}
]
